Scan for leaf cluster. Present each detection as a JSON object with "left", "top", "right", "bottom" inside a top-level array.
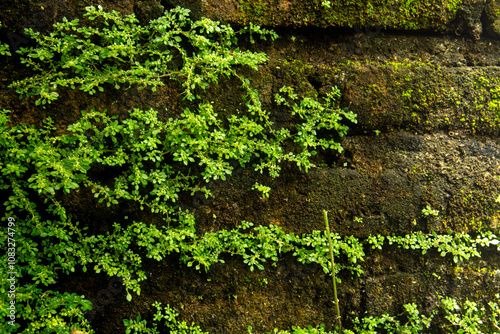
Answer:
[
  {"left": 9, "top": 6, "right": 276, "bottom": 105},
  {"left": 385, "top": 231, "right": 499, "bottom": 263},
  {"left": 1, "top": 5, "right": 355, "bottom": 331},
  {"left": 0, "top": 22, "right": 11, "bottom": 56},
  {"left": 3, "top": 5, "right": 499, "bottom": 334},
  {"left": 123, "top": 301, "right": 208, "bottom": 334}
]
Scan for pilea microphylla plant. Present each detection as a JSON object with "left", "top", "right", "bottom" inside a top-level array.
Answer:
[
  {"left": 0, "top": 5, "right": 356, "bottom": 332},
  {"left": 1, "top": 4, "right": 499, "bottom": 334}
]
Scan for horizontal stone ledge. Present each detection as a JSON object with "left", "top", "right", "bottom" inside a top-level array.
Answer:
[
  {"left": 168, "top": 0, "right": 495, "bottom": 38},
  {"left": 2, "top": 0, "right": 497, "bottom": 40}
]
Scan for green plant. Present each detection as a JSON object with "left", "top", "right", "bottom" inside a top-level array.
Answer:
[
  {"left": 1, "top": 5, "right": 358, "bottom": 332},
  {"left": 321, "top": 1, "right": 332, "bottom": 9},
  {"left": 182, "top": 221, "right": 363, "bottom": 274},
  {"left": 353, "top": 216, "right": 363, "bottom": 224},
  {"left": 3, "top": 4, "right": 499, "bottom": 334},
  {"left": 124, "top": 302, "right": 208, "bottom": 334},
  {"left": 9, "top": 5, "right": 277, "bottom": 105},
  {"left": 324, "top": 210, "right": 341, "bottom": 332},
  {"left": 0, "top": 290, "right": 94, "bottom": 334},
  {"left": 386, "top": 231, "right": 499, "bottom": 263},
  {"left": 253, "top": 182, "right": 271, "bottom": 198},
  {"left": 366, "top": 234, "right": 385, "bottom": 250},
  {"left": 439, "top": 295, "right": 500, "bottom": 334},
  {"left": 274, "top": 85, "right": 357, "bottom": 157},
  {"left": 422, "top": 205, "right": 439, "bottom": 217},
  {"left": 0, "top": 22, "right": 12, "bottom": 56},
  {"left": 260, "top": 324, "right": 335, "bottom": 334},
  {"left": 344, "top": 295, "right": 500, "bottom": 333}
]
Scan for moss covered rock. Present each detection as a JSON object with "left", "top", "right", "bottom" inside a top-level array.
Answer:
[
  {"left": 484, "top": 0, "right": 500, "bottom": 37},
  {"left": 168, "top": 0, "right": 487, "bottom": 34}
]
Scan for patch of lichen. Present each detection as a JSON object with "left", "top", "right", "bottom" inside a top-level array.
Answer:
[{"left": 238, "top": 0, "right": 463, "bottom": 30}]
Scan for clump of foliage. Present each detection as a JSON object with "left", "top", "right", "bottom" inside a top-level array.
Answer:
[
  {"left": 123, "top": 301, "right": 209, "bottom": 334},
  {"left": 0, "top": 22, "right": 12, "bottom": 56},
  {"left": 2, "top": 4, "right": 499, "bottom": 334},
  {"left": 0, "top": 5, "right": 356, "bottom": 333},
  {"left": 8, "top": 5, "right": 277, "bottom": 105},
  {"left": 343, "top": 294, "right": 500, "bottom": 334},
  {"left": 385, "top": 230, "right": 500, "bottom": 263}
]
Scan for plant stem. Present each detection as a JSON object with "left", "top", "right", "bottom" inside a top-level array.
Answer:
[{"left": 324, "top": 209, "right": 341, "bottom": 332}]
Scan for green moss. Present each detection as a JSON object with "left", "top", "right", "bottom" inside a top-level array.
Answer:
[
  {"left": 239, "top": 0, "right": 269, "bottom": 25},
  {"left": 279, "top": 58, "right": 318, "bottom": 96},
  {"left": 238, "top": 0, "right": 463, "bottom": 30}
]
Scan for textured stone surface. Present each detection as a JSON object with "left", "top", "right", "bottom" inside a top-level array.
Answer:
[
  {"left": 168, "top": 0, "right": 492, "bottom": 37},
  {"left": 484, "top": 0, "right": 500, "bottom": 37},
  {"left": 1, "top": 0, "right": 500, "bottom": 333}
]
